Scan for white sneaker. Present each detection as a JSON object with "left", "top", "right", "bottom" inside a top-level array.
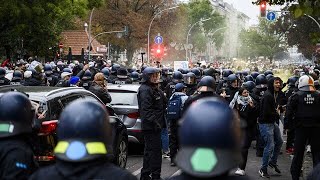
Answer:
[{"left": 235, "top": 168, "right": 245, "bottom": 176}]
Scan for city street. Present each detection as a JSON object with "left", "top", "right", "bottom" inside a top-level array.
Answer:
[{"left": 126, "top": 134, "right": 313, "bottom": 179}]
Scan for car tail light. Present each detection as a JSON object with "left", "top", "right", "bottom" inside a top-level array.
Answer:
[
  {"left": 38, "top": 120, "right": 58, "bottom": 135},
  {"left": 127, "top": 112, "right": 139, "bottom": 119},
  {"left": 35, "top": 155, "right": 55, "bottom": 161}
]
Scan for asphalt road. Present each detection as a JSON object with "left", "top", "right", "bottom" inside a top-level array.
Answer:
[{"left": 126, "top": 135, "right": 313, "bottom": 179}]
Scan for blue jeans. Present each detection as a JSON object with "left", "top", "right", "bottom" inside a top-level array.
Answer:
[
  {"left": 259, "top": 123, "right": 283, "bottom": 170},
  {"left": 161, "top": 128, "right": 169, "bottom": 152}
]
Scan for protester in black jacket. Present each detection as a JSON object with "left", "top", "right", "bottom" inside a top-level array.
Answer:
[
  {"left": 258, "top": 77, "right": 285, "bottom": 178},
  {"left": 88, "top": 73, "right": 112, "bottom": 104}
]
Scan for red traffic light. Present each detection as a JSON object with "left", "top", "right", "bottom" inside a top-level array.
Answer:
[
  {"left": 260, "top": 1, "right": 267, "bottom": 17},
  {"left": 156, "top": 49, "right": 161, "bottom": 54}
]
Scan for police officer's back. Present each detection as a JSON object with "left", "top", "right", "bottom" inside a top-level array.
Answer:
[
  {"left": 165, "top": 71, "right": 183, "bottom": 99},
  {"left": 0, "top": 67, "right": 10, "bottom": 86},
  {"left": 286, "top": 75, "right": 320, "bottom": 180},
  {"left": 167, "top": 98, "right": 249, "bottom": 180},
  {"left": 10, "top": 70, "right": 23, "bottom": 85},
  {"left": 44, "top": 64, "right": 58, "bottom": 86},
  {"left": 0, "top": 92, "right": 38, "bottom": 179},
  {"left": 183, "top": 76, "right": 219, "bottom": 112},
  {"left": 112, "top": 67, "right": 132, "bottom": 85},
  {"left": 29, "top": 100, "right": 136, "bottom": 180}
]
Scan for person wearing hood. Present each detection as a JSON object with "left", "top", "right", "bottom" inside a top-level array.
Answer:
[
  {"left": 230, "top": 87, "right": 258, "bottom": 176},
  {"left": 258, "top": 77, "right": 285, "bottom": 178},
  {"left": 88, "top": 73, "right": 112, "bottom": 104},
  {"left": 285, "top": 75, "right": 320, "bottom": 180}
]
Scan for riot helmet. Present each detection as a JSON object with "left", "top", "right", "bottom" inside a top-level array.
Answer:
[
  {"left": 244, "top": 75, "right": 254, "bottom": 82},
  {"left": 55, "top": 99, "right": 112, "bottom": 162},
  {"left": 222, "top": 69, "right": 233, "bottom": 80},
  {"left": 172, "top": 71, "right": 183, "bottom": 83},
  {"left": 197, "top": 76, "right": 216, "bottom": 92},
  {"left": 82, "top": 70, "right": 92, "bottom": 81},
  {"left": 298, "top": 75, "right": 315, "bottom": 92},
  {"left": 242, "top": 81, "right": 256, "bottom": 92},
  {"left": 44, "top": 64, "right": 53, "bottom": 76},
  {"left": 130, "top": 72, "right": 139, "bottom": 81},
  {"left": 141, "top": 67, "right": 160, "bottom": 84},
  {"left": 287, "top": 76, "right": 299, "bottom": 87},
  {"left": 250, "top": 72, "right": 259, "bottom": 80},
  {"left": 176, "top": 98, "right": 241, "bottom": 178},
  {"left": 184, "top": 72, "right": 196, "bottom": 85},
  {"left": 117, "top": 67, "right": 128, "bottom": 79},
  {"left": 12, "top": 70, "right": 23, "bottom": 81},
  {"left": 264, "top": 70, "right": 273, "bottom": 76},
  {"left": 191, "top": 68, "right": 201, "bottom": 79},
  {"left": 0, "top": 67, "right": 6, "bottom": 78},
  {"left": 0, "top": 92, "right": 34, "bottom": 138},
  {"left": 255, "top": 74, "right": 267, "bottom": 89},
  {"left": 101, "top": 68, "right": 110, "bottom": 79}
]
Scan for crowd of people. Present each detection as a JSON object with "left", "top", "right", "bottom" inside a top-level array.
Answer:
[{"left": 1, "top": 57, "right": 320, "bottom": 180}]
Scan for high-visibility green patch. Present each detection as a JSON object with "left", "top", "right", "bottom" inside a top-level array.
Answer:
[
  {"left": 190, "top": 148, "right": 217, "bottom": 172},
  {"left": 54, "top": 141, "right": 69, "bottom": 153},
  {"left": 86, "top": 142, "right": 107, "bottom": 154}
]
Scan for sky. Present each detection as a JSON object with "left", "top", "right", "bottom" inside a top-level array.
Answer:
[{"left": 223, "top": 0, "right": 282, "bottom": 25}]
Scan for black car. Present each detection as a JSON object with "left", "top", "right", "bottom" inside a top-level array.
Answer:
[
  {"left": 108, "top": 84, "right": 143, "bottom": 144},
  {"left": 0, "top": 85, "right": 128, "bottom": 168}
]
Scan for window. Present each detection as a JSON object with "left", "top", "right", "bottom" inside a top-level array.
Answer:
[
  {"left": 49, "top": 100, "right": 63, "bottom": 120},
  {"left": 108, "top": 92, "right": 138, "bottom": 106},
  {"left": 60, "top": 95, "right": 82, "bottom": 108}
]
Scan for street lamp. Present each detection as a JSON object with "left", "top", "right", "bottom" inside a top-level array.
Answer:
[
  {"left": 185, "top": 18, "right": 211, "bottom": 61},
  {"left": 87, "top": 8, "right": 95, "bottom": 61},
  {"left": 147, "top": 6, "right": 179, "bottom": 63}
]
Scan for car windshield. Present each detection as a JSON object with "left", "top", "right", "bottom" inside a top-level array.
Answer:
[{"left": 109, "top": 92, "right": 138, "bottom": 106}]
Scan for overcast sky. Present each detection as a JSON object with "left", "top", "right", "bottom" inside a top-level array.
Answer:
[{"left": 223, "top": 0, "right": 282, "bottom": 25}]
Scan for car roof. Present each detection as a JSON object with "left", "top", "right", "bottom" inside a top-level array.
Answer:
[
  {"left": 0, "top": 85, "right": 92, "bottom": 102},
  {"left": 107, "top": 84, "right": 140, "bottom": 92}
]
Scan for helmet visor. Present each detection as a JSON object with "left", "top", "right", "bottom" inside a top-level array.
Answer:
[{"left": 184, "top": 77, "right": 195, "bottom": 85}]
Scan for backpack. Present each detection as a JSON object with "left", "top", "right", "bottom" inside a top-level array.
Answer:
[{"left": 167, "top": 94, "right": 184, "bottom": 120}]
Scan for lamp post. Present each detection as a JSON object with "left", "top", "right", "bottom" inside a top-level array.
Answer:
[
  {"left": 305, "top": 14, "right": 320, "bottom": 31},
  {"left": 87, "top": 8, "right": 95, "bottom": 61},
  {"left": 147, "top": 6, "right": 179, "bottom": 63},
  {"left": 185, "top": 18, "right": 211, "bottom": 61}
]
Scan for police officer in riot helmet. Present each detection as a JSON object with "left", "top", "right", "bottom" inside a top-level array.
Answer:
[
  {"left": 165, "top": 71, "right": 183, "bottom": 99},
  {"left": 191, "top": 68, "right": 201, "bottom": 84},
  {"left": 244, "top": 75, "right": 254, "bottom": 82},
  {"left": 101, "top": 67, "right": 111, "bottom": 83},
  {"left": 79, "top": 70, "right": 93, "bottom": 90},
  {"left": 0, "top": 92, "right": 38, "bottom": 179},
  {"left": 168, "top": 98, "right": 249, "bottom": 180},
  {"left": 285, "top": 75, "right": 320, "bottom": 180},
  {"left": 283, "top": 76, "right": 299, "bottom": 155},
  {"left": 109, "top": 64, "right": 121, "bottom": 82},
  {"left": 160, "top": 67, "right": 171, "bottom": 91},
  {"left": 112, "top": 67, "right": 132, "bottom": 85},
  {"left": 130, "top": 71, "right": 140, "bottom": 84},
  {"left": 217, "top": 69, "right": 233, "bottom": 93},
  {"left": 138, "top": 67, "right": 166, "bottom": 180},
  {"left": 183, "top": 72, "right": 197, "bottom": 96},
  {"left": 221, "top": 74, "right": 239, "bottom": 103},
  {"left": 264, "top": 70, "right": 273, "bottom": 76},
  {"left": 266, "top": 74, "right": 274, "bottom": 82},
  {"left": 183, "top": 76, "right": 219, "bottom": 112},
  {"left": 10, "top": 70, "right": 23, "bottom": 85},
  {"left": 29, "top": 100, "right": 136, "bottom": 180},
  {"left": 44, "top": 64, "right": 58, "bottom": 86},
  {"left": 253, "top": 74, "right": 268, "bottom": 98},
  {"left": 0, "top": 67, "right": 10, "bottom": 86},
  {"left": 250, "top": 72, "right": 259, "bottom": 81}
]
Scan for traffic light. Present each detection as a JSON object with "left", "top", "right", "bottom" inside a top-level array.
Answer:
[
  {"left": 150, "top": 45, "right": 167, "bottom": 59},
  {"left": 260, "top": 1, "right": 267, "bottom": 17}
]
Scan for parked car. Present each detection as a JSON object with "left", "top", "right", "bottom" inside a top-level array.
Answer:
[
  {"left": 0, "top": 85, "right": 128, "bottom": 168},
  {"left": 108, "top": 84, "right": 143, "bottom": 144}
]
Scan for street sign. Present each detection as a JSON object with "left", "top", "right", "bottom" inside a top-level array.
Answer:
[
  {"left": 154, "top": 35, "right": 163, "bottom": 44},
  {"left": 267, "top": 11, "right": 276, "bottom": 21}
]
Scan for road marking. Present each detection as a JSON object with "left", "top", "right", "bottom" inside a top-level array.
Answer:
[
  {"left": 132, "top": 167, "right": 142, "bottom": 176},
  {"left": 170, "top": 170, "right": 181, "bottom": 177}
]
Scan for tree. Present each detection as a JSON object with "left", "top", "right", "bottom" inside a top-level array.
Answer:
[
  {"left": 272, "top": 11, "right": 320, "bottom": 58},
  {"left": 239, "top": 18, "right": 286, "bottom": 60},
  {"left": 0, "top": 0, "right": 103, "bottom": 60},
  {"left": 252, "top": 0, "right": 320, "bottom": 18}
]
